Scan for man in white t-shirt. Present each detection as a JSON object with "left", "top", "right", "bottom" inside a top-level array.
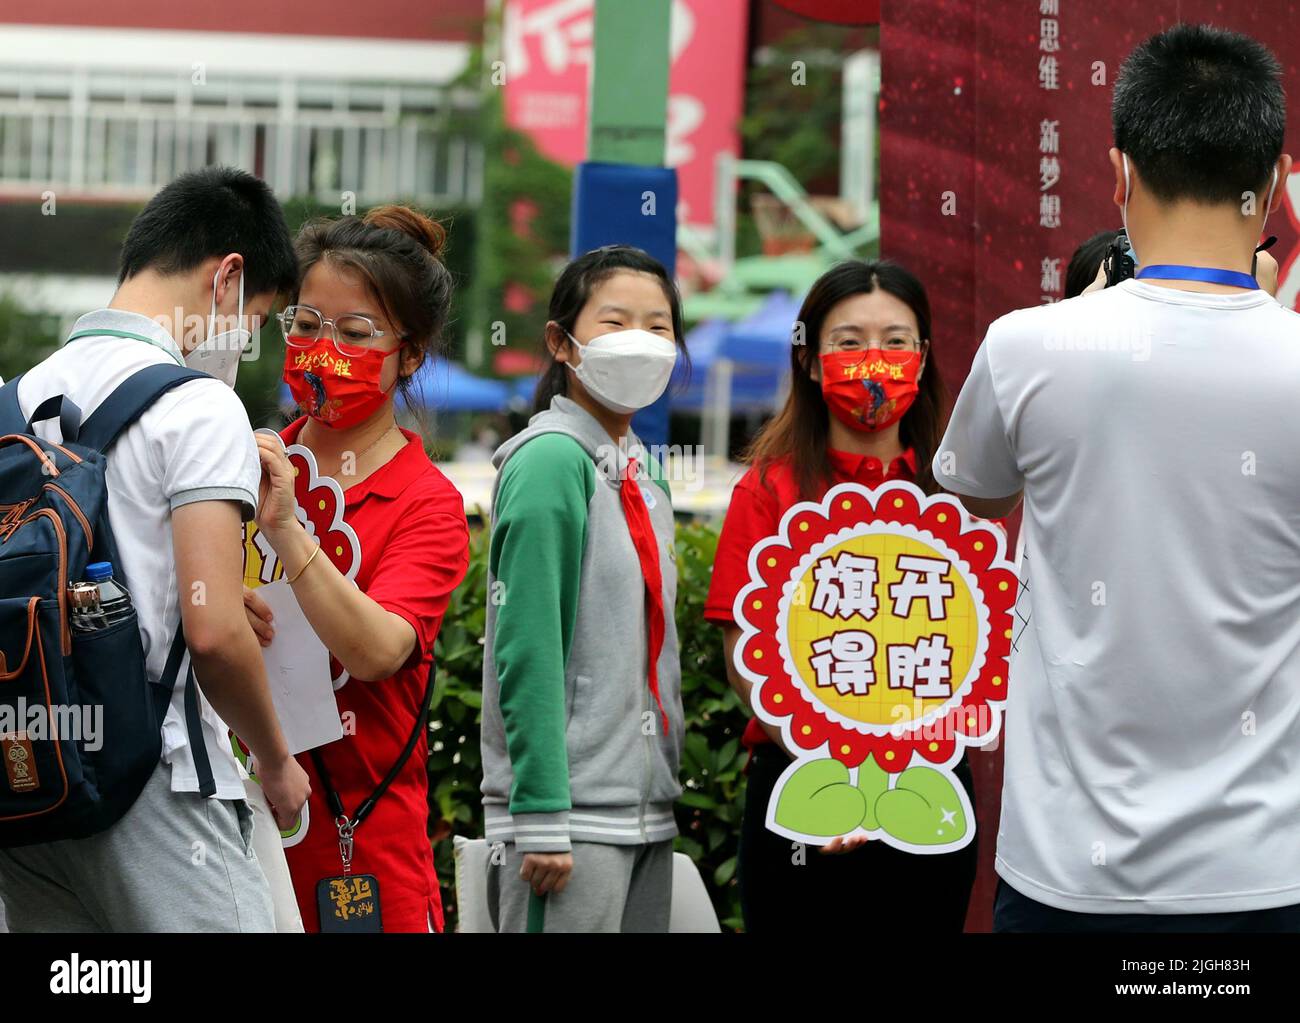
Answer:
[
  {"left": 0, "top": 167, "right": 310, "bottom": 932},
  {"left": 935, "top": 24, "right": 1300, "bottom": 932}
]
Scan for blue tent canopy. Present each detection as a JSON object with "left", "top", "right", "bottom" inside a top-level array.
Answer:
[
  {"left": 721, "top": 290, "right": 803, "bottom": 363},
  {"left": 400, "top": 358, "right": 510, "bottom": 413},
  {"left": 509, "top": 375, "right": 539, "bottom": 405},
  {"left": 670, "top": 291, "right": 801, "bottom": 413}
]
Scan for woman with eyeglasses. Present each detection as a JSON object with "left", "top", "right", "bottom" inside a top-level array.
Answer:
[
  {"left": 240, "top": 205, "right": 469, "bottom": 932},
  {"left": 704, "top": 259, "right": 979, "bottom": 932}
]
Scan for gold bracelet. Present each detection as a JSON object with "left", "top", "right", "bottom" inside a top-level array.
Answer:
[{"left": 287, "top": 544, "right": 321, "bottom": 585}]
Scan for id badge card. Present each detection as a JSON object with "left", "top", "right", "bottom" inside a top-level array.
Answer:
[{"left": 317, "top": 873, "right": 383, "bottom": 932}]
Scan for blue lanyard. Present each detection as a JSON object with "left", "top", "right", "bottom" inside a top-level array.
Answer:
[{"left": 1135, "top": 264, "right": 1258, "bottom": 290}]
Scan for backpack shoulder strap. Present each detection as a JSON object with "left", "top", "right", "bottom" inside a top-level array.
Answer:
[
  {"left": 160, "top": 626, "right": 216, "bottom": 798},
  {"left": 1, "top": 374, "right": 86, "bottom": 444},
  {"left": 25, "top": 394, "right": 83, "bottom": 444},
  {"left": 77, "top": 364, "right": 209, "bottom": 454},
  {"left": 0, "top": 373, "right": 27, "bottom": 435}
]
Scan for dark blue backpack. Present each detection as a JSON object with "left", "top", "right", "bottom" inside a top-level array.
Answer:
[{"left": 0, "top": 365, "right": 219, "bottom": 847}]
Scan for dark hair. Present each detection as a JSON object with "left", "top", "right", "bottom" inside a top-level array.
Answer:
[
  {"left": 534, "top": 245, "right": 688, "bottom": 413},
  {"left": 291, "top": 204, "right": 453, "bottom": 394},
  {"left": 1065, "top": 230, "right": 1118, "bottom": 299},
  {"left": 744, "top": 259, "right": 949, "bottom": 501},
  {"left": 118, "top": 166, "right": 297, "bottom": 297},
  {"left": 1113, "top": 23, "right": 1285, "bottom": 204}
]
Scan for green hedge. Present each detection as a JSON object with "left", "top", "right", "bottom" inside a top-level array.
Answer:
[
  {"left": 0, "top": 293, "right": 63, "bottom": 383},
  {"left": 429, "top": 516, "right": 750, "bottom": 931}
]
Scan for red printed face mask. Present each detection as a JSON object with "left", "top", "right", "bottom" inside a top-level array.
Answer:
[
  {"left": 819, "top": 348, "right": 922, "bottom": 432},
  {"left": 283, "top": 337, "right": 403, "bottom": 430}
]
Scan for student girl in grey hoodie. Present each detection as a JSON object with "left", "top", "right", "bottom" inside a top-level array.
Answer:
[{"left": 480, "top": 247, "right": 689, "bottom": 933}]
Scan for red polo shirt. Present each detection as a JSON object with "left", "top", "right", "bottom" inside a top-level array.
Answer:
[
  {"left": 705, "top": 448, "right": 919, "bottom": 749},
  {"left": 279, "top": 417, "right": 469, "bottom": 932}
]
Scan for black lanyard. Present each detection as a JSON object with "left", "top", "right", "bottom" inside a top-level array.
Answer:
[{"left": 310, "top": 663, "right": 434, "bottom": 874}]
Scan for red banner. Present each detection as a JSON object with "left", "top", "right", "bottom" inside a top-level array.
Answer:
[{"left": 503, "top": 0, "right": 749, "bottom": 228}]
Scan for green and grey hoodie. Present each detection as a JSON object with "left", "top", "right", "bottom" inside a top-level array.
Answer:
[{"left": 480, "top": 396, "right": 684, "bottom": 853}]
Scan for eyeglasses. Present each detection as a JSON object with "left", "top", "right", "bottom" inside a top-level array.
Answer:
[
  {"left": 279, "top": 304, "right": 396, "bottom": 358},
  {"left": 821, "top": 336, "right": 925, "bottom": 365}
]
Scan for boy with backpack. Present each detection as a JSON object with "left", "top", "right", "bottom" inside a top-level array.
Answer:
[{"left": 0, "top": 166, "right": 309, "bottom": 931}]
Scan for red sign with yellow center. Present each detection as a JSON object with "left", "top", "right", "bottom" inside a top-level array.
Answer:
[{"left": 734, "top": 480, "right": 1017, "bottom": 853}]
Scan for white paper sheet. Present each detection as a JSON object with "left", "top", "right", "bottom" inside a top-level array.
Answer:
[{"left": 255, "top": 580, "right": 343, "bottom": 754}]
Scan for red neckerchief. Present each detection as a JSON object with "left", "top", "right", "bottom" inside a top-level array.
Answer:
[{"left": 619, "top": 458, "right": 669, "bottom": 733}]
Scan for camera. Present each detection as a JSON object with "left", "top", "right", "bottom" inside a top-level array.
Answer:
[{"left": 1103, "top": 229, "right": 1137, "bottom": 287}]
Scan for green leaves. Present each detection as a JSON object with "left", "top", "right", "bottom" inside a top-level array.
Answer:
[
  {"left": 429, "top": 525, "right": 492, "bottom": 920},
  {"left": 773, "top": 757, "right": 867, "bottom": 839},
  {"left": 670, "top": 520, "right": 748, "bottom": 929},
  {"left": 678, "top": 789, "right": 718, "bottom": 811},
  {"left": 873, "top": 766, "right": 969, "bottom": 847}
]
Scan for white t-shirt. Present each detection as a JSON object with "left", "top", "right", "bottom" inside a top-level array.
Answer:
[
  {"left": 18, "top": 309, "right": 260, "bottom": 800},
  {"left": 935, "top": 278, "right": 1300, "bottom": 914}
]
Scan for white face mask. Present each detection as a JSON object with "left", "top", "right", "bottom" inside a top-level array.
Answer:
[
  {"left": 1120, "top": 152, "right": 1141, "bottom": 265},
  {"left": 566, "top": 328, "right": 678, "bottom": 415},
  {"left": 1262, "top": 164, "right": 1279, "bottom": 234},
  {"left": 186, "top": 266, "right": 249, "bottom": 388},
  {"left": 1121, "top": 152, "right": 1279, "bottom": 265}
]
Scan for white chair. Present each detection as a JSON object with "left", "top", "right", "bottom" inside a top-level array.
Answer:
[
  {"left": 453, "top": 835, "right": 493, "bottom": 933},
  {"left": 667, "top": 850, "right": 722, "bottom": 932},
  {"left": 452, "top": 835, "right": 720, "bottom": 932}
]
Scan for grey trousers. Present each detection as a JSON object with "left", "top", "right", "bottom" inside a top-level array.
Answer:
[
  {"left": 0, "top": 759, "right": 274, "bottom": 933},
  {"left": 487, "top": 840, "right": 673, "bottom": 933}
]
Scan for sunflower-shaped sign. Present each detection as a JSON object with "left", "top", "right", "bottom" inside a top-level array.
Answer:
[{"left": 733, "top": 480, "right": 1017, "bottom": 854}]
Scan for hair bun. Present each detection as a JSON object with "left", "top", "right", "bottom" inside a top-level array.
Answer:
[{"left": 364, "top": 204, "right": 446, "bottom": 259}]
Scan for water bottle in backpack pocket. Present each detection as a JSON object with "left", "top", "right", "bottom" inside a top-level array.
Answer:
[
  {"left": 65, "top": 561, "right": 154, "bottom": 805},
  {"left": 69, "top": 561, "right": 135, "bottom": 633}
]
